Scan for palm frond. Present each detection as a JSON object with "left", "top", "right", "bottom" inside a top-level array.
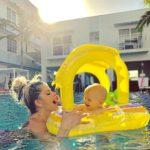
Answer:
[
  {"left": 136, "top": 10, "right": 150, "bottom": 32},
  {"left": 144, "top": 0, "right": 150, "bottom": 5}
]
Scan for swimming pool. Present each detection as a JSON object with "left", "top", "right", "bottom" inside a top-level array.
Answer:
[{"left": 0, "top": 93, "right": 150, "bottom": 150}]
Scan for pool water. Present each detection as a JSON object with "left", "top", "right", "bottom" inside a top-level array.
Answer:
[{"left": 0, "top": 93, "right": 150, "bottom": 150}]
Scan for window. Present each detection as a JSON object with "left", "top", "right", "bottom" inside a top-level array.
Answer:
[
  {"left": 119, "top": 27, "right": 142, "bottom": 50},
  {"left": 89, "top": 32, "right": 99, "bottom": 42},
  {"left": 119, "top": 29, "right": 129, "bottom": 36},
  {"left": 7, "top": 7, "right": 16, "bottom": 23},
  {"left": 53, "top": 46, "right": 63, "bottom": 55},
  {"left": 63, "top": 36, "right": 72, "bottom": 44},
  {"left": 7, "top": 38, "right": 17, "bottom": 53},
  {"left": 52, "top": 35, "right": 72, "bottom": 56},
  {"left": 129, "top": 70, "right": 138, "bottom": 81}
]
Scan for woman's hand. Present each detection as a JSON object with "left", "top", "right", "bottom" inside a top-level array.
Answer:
[{"left": 57, "top": 110, "right": 88, "bottom": 137}]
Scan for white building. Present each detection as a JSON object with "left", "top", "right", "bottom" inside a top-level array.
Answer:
[
  {"left": 0, "top": 0, "right": 43, "bottom": 78},
  {"left": 41, "top": 8, "right": 150, "bottom": 91}
]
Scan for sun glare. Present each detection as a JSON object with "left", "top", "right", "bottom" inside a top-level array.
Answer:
[{"left": 30, "top": 0, "right": 87, "bottom": 24}]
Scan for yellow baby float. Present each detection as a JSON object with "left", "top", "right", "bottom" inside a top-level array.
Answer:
[{"left": 47, "top": 44, "right": 150, "bottom": 136}]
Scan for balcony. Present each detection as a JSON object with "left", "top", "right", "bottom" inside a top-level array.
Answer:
[
  {"left": 119, "top": 33, "right": 143, "bottom": 50},
  {"left": 0, "top": 18, "right": 19, "bottom": 36},
  {"left": 0, "top": 50, "right": 40, "bottom": 70}
]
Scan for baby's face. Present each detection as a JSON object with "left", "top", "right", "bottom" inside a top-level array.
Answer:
[{"left": 84, "top": 89, "right": 105, "bottom": 111}]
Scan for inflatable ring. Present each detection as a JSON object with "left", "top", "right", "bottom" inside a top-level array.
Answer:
[
  {"left": 47, "top": 104, "right": 150, "bottom": 136},
  {"left": 47, "top": 44, "right": 150, "bottom": 136}
]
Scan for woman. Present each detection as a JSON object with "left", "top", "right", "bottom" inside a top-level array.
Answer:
[{"left": 11, "top": 75, "right": 86, "bottom": 141}]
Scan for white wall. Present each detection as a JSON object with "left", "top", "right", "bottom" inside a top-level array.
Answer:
[
  {"left": 99, "top": 9, "right": 148, "bottom": 48},
  {"left": 0, "top": 1, "right": 7, "bottom": 19},
  {"left": 0, "top": 0, "right": 42, "bottom": 71},
  {"left": 45, "top": 9, "right": 150, "bottom": 66},
  {"left": 0, "top": 38, "right": 7, "bottom": 51},
  {"left": 143, "top": 26, "right": 150, "bottom": 49},
  {"left": 41, "top": 9, "right": 150, "bottom": 82}
]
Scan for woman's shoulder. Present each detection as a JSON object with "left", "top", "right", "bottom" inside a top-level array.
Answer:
[{"left": 29, "top": 112, "right": 45, "bottom": 122}]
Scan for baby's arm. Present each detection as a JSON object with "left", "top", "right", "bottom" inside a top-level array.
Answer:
[
  {"left": 91, "top": 106, "right": 117, "bottom": 115},
  {"left": 91, "top": 107, "right": 107, "bottom": 115},
  {"left": 74, "top": 104, "right": 85, "bottom": 111}
]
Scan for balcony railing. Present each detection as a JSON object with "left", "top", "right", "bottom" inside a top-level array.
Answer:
[
  {"left": 118, "top": 33, "right": 143, "bottom": 50},
  {"left": 0, "top": 18, "right": 19, "bottom": 34}
]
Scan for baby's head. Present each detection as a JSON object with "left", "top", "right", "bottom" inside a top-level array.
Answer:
[{"left": 84, "top": 83, "right": 107, "bottom": 111}]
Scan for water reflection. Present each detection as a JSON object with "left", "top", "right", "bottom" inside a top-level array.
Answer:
[{"left": 0, "top": 92, "right": 150, "bottom": 150}]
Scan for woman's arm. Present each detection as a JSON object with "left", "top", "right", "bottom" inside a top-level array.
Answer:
[
  {"left": 26, "top": 110, "right": 88, "bottom": 139},
  {"left": 57, "top": 110, "right": 88, "bottom": 137},
  {"left": 73, "top": 104, "right": 85, "bottom": 111}
]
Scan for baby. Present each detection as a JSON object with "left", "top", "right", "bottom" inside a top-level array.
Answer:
[{"left": 74, "top": 83, "right": 108, "bottom": 114}]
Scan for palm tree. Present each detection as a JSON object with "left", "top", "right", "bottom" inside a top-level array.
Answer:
[
  {"left": 136, "top": 0, "right": 150, "bottom": 31},
  {"left": 145, "top": 0, "right": 150, "bottom": 5}
]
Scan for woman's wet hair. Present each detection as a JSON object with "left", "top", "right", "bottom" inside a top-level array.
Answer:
[{"left": 11, "top": 75, "right": 45, "bottom": 114}]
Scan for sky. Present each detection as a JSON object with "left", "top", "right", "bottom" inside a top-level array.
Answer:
[{"left": 29, "top": 0, "right": 146, "bottom": 23}]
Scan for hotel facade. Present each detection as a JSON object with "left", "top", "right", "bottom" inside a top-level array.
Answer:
[
  {"left": 0, "top": 0, "right": 42, "bottom": 78},
  {"left": 41, "top": 8, "right": 150, "bottom": 90}
]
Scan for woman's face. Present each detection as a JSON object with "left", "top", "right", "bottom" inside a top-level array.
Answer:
[{"left": 37, "top": 83, "right": 60, "bottom": 111}]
